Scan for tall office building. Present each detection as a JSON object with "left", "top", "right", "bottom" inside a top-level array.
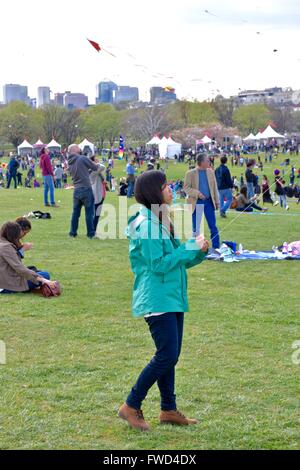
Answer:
[
  {"left": 63, "top": 92, "right": 88, "bottom": 109},
  {"left": 113, "top": 86, "right": 139, "bottom": 103},
  {"left": 54, "top": 93, "right": 64, "bottom": 106},
  {"left": 37, "top": 87, "right": 51, "bottom": 108},
  {"left": 150, "top": 86, "right": 177, "bottom": 105},
  {"left": 96, "top": 81, "right": 118, "bottom": 104},
  {"left": 3, "top": 84, "right": 29, "bottom": 104}
]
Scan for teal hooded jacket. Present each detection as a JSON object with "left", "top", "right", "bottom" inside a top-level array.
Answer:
[{"left": 126, "top": 205, "right": 207, "bottom": 318}]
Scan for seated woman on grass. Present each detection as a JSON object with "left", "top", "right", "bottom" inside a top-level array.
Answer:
[
  {"left": 0, "top": 221, "right": 55, "bottom": 294},
  {"left": 236, "top": 186, "right": 268, "bottom": 213}
]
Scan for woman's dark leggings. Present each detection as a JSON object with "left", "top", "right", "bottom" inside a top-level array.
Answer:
[{"left": 126, "top": 312, "right": 184, "bottom": 411}]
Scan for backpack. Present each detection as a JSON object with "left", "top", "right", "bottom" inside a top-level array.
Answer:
[{"left": 33, "top": 211, "right": 52, "bottom": 219}]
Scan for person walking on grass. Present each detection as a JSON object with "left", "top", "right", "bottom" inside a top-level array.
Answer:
[
  {"left": 215, "top": 156, "right": 233, "bottom": 218},
  {"left": 6, "top": 153, "right": 19, "bottom": 189},
  {"left": 184, "top": 154, "right": 220, "bottom": 251},
  {"left": 118, "top": 171, "right": 209, "bottom": 432},
  {"left": 67, "top": 144, "right": 100, "bottom": 239},
  {"left": 89, "top": 155, "right": 106, "bottom": 233},
  {"left": 39, "top": 147, "right": 59, "bottom": 208}
]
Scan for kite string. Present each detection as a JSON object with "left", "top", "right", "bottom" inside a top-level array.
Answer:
[{"left": 209, "top": 177, "right": 283, "bottom": 244}]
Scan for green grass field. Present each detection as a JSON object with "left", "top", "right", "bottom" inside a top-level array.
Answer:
[{"left": 0, "top": 155, "right": 300, "bottom": 450}]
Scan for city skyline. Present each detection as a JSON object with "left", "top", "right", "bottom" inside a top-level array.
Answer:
[
  {"left": 1, "top": 0, "right": 300, "bottom": 105},
  {"left": 1, "top": 82, "right": 179, "bottom": 107}
]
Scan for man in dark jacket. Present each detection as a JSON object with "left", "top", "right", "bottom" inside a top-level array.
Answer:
[
  {"left": 245, "top": 161, "right": 256, "bottom": 198},
  {"left": 67, "top": 144, "right": 100, "bottom": 239},
  {"left": 215, "top": 156, "right": 233, "bottom": 218},
  {"left": 6, "top": 154, "right": 19, "bottom": 189}
]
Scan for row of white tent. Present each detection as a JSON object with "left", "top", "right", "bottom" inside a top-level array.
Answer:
[
  {"left": 17, "top": 138, "right": 95, "bottom": 156},
  {"left": 244, "top": 125, "right": 285, "bottom": 142},
  {"left": 147, "top": 136, "right": 182, "bottom": 159}
]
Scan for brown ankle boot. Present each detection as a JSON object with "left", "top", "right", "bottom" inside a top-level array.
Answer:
[
  {"left": 118, "top": 403, "right": 150, "bottom": 431},
  {"left": 160, "top": 410, "right": 198, "bottom": 426}
]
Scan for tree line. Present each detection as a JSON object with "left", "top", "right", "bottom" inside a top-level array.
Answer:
[{"left": 1, "top": 98, "right": 300, "bottom": 149}]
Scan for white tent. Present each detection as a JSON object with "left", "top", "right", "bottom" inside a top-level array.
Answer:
[
  {"left": 201, "top": 135, "right": 212, "bottom": 144},
  {"left": 159, "top": 137, "right": 182, "bottom": 159},
  {"left": 260, "top": 125, "right": 285, "bottom": 140},
  {"left": 146, "top": 136, "right": 161, "bottom": 145},
  {"left": 34, "top": 139, "right": 44, "bottom": 146},
  {"left": 244, "top": 133, "right": 256, "bottom": 141},
  {"left": 47, "top": 139, "right": 61, "bottom": 151},
  {"left": 17, "top": 139, "right": 33, "bottom": 156},
  {"left": 254, "top": 132, "right": 262, "bottom": 140},
  {"left": 79, "top": 138, "right": 95, "bottom": 155}
]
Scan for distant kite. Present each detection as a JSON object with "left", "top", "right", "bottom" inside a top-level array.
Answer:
[{"left": 87, "top": 39, "right": 116, "bottom": 57}]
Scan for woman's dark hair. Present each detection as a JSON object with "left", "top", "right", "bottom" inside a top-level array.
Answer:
[
  {"left": 16, "top": 217, "right": 32, "bottom": 232},
  {"left": 134, "top": 171, "right": 174, "bottom": 237},
  {"left": 0, "top": 222, "right": 22, "bottom": 249},
  {"left": 240, "top": 185, "right": 248, "bottom": 197},
  {"left": 40, "top": 147, "right": 47, "bottom": 155}
]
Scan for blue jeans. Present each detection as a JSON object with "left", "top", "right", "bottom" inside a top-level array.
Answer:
[
  {"left": 127, "top": 180, "right": 134, "bottom": 198},
  {"left": 7, "top": 173, "right": 18, "bottom": 189},
  {"left": 0, "top": 271, "right": 50, "bottom": 294},
  {"left": 70, "top": 187, "right": 95, "bottom": 238},
  {"left": 247, "top": 182, "right": 254, "bottom": 198},
  {"left": 236, "top": 203, "right": 262, "bottom": 212},
  {"left": 192, "top": 198, "right": 220, "bottom": 249},
  {"left": 219, "top": 188, "right": 233, "bottom": 215},
  {"left": 280, "top": 195, "right": 287, "bottom": 208},
  {"left": 43, "top": 175, "right": 55, "bottom": 205},
  {"left": 126, "top": 312, "right": 184, "bottom": 411},
  {"left": 56, "top": 178, "right": 62, "bottom": 189}
]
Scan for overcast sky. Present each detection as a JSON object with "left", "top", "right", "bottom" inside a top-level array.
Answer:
[{"left": 1, "top": 0, "right": 300, "bottom": 103}]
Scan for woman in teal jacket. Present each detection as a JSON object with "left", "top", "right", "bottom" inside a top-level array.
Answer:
[{"left": 119, "top": 171, "right": 209, "bottom": 431}]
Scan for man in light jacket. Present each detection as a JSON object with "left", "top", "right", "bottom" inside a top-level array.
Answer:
[{"left": 184, "top": 154, "right": 220, "bottom": 249}]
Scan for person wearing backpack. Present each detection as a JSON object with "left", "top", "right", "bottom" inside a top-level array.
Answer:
[{"left": 215, "top": 156, "right": 233, "bottom": 218}]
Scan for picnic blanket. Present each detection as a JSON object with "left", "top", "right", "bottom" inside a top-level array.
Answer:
[{"left": 207, "top": 246, "right": 300, "bottom": 262}]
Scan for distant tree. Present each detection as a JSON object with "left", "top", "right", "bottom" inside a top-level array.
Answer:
[
  {"left": 42, "top": 105, "right": 81, "bottom": 146},
  {"left": 0, "top": 101, "right": 42, "bottom": 148},
  {"left": 169, "top": 100, "right": 216, "bottom": 127},
  {"left": 213, "top": 96, "right": 235, "bottom": 127},
  {"left": 80, "top": 104, "right": 123, "bottom": 148},
  {"left": 269, "top": 106, "right": 293, "bottom": 134},
  {"left": 233, "top": 104, "right": 271, "bottom": 134},
  {"left": 126, "top": 106, "right": 173, "bottom": 140}
]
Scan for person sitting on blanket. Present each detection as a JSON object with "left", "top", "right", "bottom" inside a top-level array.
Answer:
[{"left": 236, "top": 186, "right": 268, "bottom": 213}]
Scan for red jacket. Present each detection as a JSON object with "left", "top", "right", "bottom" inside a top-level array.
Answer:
[{"left": 39, "top": 153, "right": 54, "bottom": 177}]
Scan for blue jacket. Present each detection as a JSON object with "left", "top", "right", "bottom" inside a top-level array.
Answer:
[
  {"left": 8, "top": 158, "right": 19, "bottom": 175},
  {"left": 126, "top": 206, "right": 207, "bottom": 317},
  {"left": 215, "top": 164, "right": 233, "bottom": 190}
]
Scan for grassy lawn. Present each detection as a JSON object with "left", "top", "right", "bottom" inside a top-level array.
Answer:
[{"left": 0, "top": 154, "right": 299, "bottom": 450}]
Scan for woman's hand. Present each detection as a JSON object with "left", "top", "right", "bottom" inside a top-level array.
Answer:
[
  {"left": 37, "top": 277, "right": 55, "bottom": 287},
  {"left": 23, "top": 242, "right": 33, "bottom": 252},
  {"left": 195, "top": 235, "right": 210, "bottom": 252}
]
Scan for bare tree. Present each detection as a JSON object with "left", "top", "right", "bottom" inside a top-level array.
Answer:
[{"left": 213, "top": 96, "right": 235, "bottom": 127}]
